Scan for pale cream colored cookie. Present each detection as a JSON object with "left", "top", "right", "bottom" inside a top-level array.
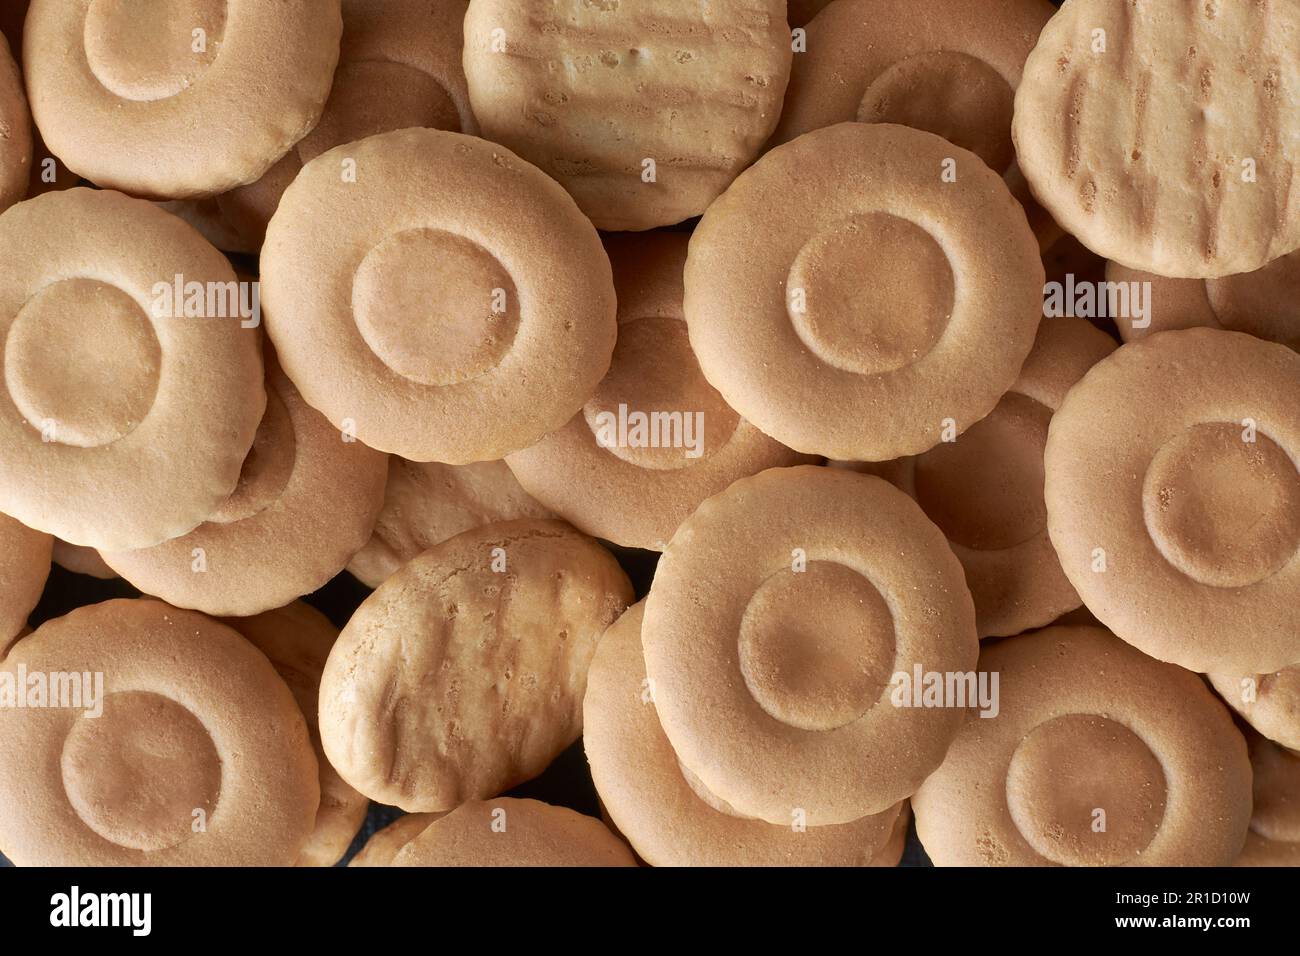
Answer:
[
  {"left": 1235, "top": 733, "right": 1300, "bottom": 867},
  {"left": 0, "top": 512, "right": 50, "bottom": 645},
  {"left": 349, "top": 813, "right": 443, "bottom": 867},
  {"left": 0, "top": 34, "right": 31, "bottom": 212},
  {"left": 1208, "top": 665, "right": 1300, "bottom": 753}
]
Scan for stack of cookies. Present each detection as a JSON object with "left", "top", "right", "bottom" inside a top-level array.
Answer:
[{"left": 0, "top": 0, "right": 1296, "bottom": 867}]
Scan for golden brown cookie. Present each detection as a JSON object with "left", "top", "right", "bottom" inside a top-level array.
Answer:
[
  {"left": 348, "top": 813, "right": 443, "bottom": 867},
  {"left": 642, "top": 465, "right": 977, "bottom": 825},
  {"left": 51, "top": 541, "right": 116, "bottom": 581},
  {"left": 0, "top": 512, "right": 50, "bottom": 644},
  {"left": 913, "top": 626, "right": 1252, "bottom": 867},
  {"left": 23, "top": 0, "right": 341, "bottom": 199},
  {"left": 391, "top": 798, "right": 635, "bottom": 867},
  {"left": 1107, "top": 251, "right": 1300, "bottom": 350},
  {"left": 0, "top": 188, "right": 264, "bottom": 550},
  {"left": 0, "top": 599, "right": 319, "bottom": 865},
  {"left": 223, "top": 602, "right": 368, "bottom": 868},
  {"left": 839, "top": 318, "right": 1117, "bottom": 638},
  {"left": 507, "top": 233, "right": 809, "bottom": 550},
  {"left": 585, "top": 602, "right": 906, "bottom": 866},
  {"left": 1208, "top": 665, "right": 1300, "bottom": 753},
  {"left": 1045, "top": 328, "right": 1300, "bottom": 673},
  {"left": 1234, "top": 733, "right": 1300, "bottom": 867},
  {"left": 347, "top": 458, "right": 554, "bottom": 589},
  {"left": 261, "top": 127, "right": 617, "bottom": 463},
  {"left": 99, "top": 352, "right": 386, "bottom": 616},
  {"left": 0, "top": 34, "right": 31, "bottom": 212},
  {"left": 462, "top": 0, "right": 792, "bottom": 231},
  {"left": 320, "top": 519, "right": 632, "bottom": 812},
  {"left": 1014, "top": 0, "right": 1300, "bottom": 278},
  {"left": 684, "top": 122, "right": 1043, "bottom": 460}
]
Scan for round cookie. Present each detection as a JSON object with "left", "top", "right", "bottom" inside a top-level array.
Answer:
[
  {"left": 586, "top": 602, "right": 906, "bottom": 865},
  {"left": 0, "top": 34, "right": 31, "bottom": 212},
  {"left": 684, "top": 122, "right": 1044, "bottom": 460},
  {"left": 507, "top": 233, "right": 810, "bottom": 550},
  {"left": 224, "top": 601, "right": 368, "bottom": 868},
  {"left": 391, "top": 798, "right": 635, "bottom": 867},
  {"left": 839, "top": 318, "right": 1117, "bottom": 638},
  {"left": 1044, "top": 328, "right": 1300, "bottom": 674},
  {"left": 913, "top": 626, "right": 1252, "bottom": 867},
  {"left": 0, "top": 188, "right": 265, "bottom": 550},
  {"left": 642, "top": 465, "right": 978, "bottom": 826},
  {"left": 23, "top": 0, "right": 341, "bottom": 199},
  {"left": 348, "top": 458, "right": 553, "bottom": 589},
  {"left": 1107, "top": 250, "right": 1300, "bottom": 350},
  {"left": 349, "top": 813, "right": 442, "bottom": 867},
  {"left": 462, "top": 0, "right": 792, "bottom": 231},
  {"left": 1014, "top": 0, "right": 1300, "bottom": 278},
  {"left": 0, "top": 598, "right": 319, "bottom": 866},
  {"left": 99, "top": 352, "right": 387, "bottom": 616},
  {"left": 1235, "top": 733, "right": 1300, "bottom": 867},
  {"left": 320, "top": 519, "right": 633, "bottom": 812},
  {"left": 1208, "top": 665, "right": 1300, "bottom": 752},
  {"left": 52, "top": 541, "right": 114, "bottom": 580},
  {"left": 261, "top": 127, "right": 617, "bottom": 463},
  {"left": 218, "top": 0, "right": 476, "bottom": 249},
  {"left": 0, "top": 512, "right": 51, "bottom": 644}
]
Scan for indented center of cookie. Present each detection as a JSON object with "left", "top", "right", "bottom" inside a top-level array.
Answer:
[
  {"left": 1006, "top": 714, "right": 1167, "bottom": 867},
  {"left": 60, "top": 691, "right": 223, "bottom": 853},
  {"left": 4, "top": 278, "right": 161, "bottom": 448},
  {"left": 582, "top": 317, "right": 739, "bottom": 471},
  {"left": 352, "top": 228, "right": 521, "bottom": 387},
  {"left": 913, "top": 392, "right": 1052, "bottom": 551},
  {"left": 786, "top": 213, "right": 953, "bottom": 375},
  {"left": 857, "top": 52, "right": 1016, "bottom": 173},
  {"left": 206, "top": 387, "right": 296, "bottom": 524},
  {"left": 737, "top": 561, "right": 896, "bottom": 731},
  {"left": 83, "top": 0, "right": 227, "bottom": 102},
  {"left": 1142, "top": 422, "right": 1300, "bottom": 588}
]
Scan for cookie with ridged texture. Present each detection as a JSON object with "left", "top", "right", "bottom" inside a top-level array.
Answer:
[
  {"left": 585, "top": 602, "right": 906, "bottom": 865},
  {"left": 0, "top": 599, "right": 319, "bottom": 865},
  {"left": 642, "top": 465, "right": 977, "bottom": 825},
  {"left": 224, "top": 602, "right": 368, "bottom": 868},
  {"left": 685, "top": 122, "right": 1043, "bottom": 460},
  {"left": 391, "top": 798, "right": 635, "bottom": 867},
  {"left": 1208, "top": 664, "right": 1300, "bottom": 752},
  {"left": 0, "top": 512, "right": 51, "bottom": 644},
  {"left": 0, "top": 34, "right": 31, "bottom": 212},
  {"left": 1044, "top": 328, "right": 1300, "bottom": 673},
  {"left": 348, "top": 458, "right": 553, "bottom": 589},
  {"left": 462, "top": 0, "right": 792, "bottom": 231},
  {"left": 1106, "top": 250, "right": 1300, "bottom": 349},
  {"left": 22, "top": 0, "right": 341, "bottom": 199},
  {"left": 261, "top": 127, "right": 617, "bottom": 463},
  {"left": 1013, "top": 0, "right": 1300, "bottom": 279},
  {"left": 320, "top": 519, "right": 633, "bottom": 812},
  {"left": 507, "top": 232, "right": 809, "bottom": 550},
  {"left": 913, "top": 626, "right": 1252, "bottom": 867},
  {"left": 0, "top": 189, "right": 264, "bottom": 550},
  {"left": 349, "top": 813, "right": 443, "bottom": 867},
  {"left": 1235, "top": 732, "right": 1300, "bottom": 867},
  {"left": 218, "top": 0, "right": 477, "bottom": 248},
  {"left": 99, "top": 352, "right": 387, "bottom": 616}
]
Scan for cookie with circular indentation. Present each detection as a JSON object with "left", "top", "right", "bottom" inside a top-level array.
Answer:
[
  {"left": 224, "top": 601, "right": 368, "bottom": 868},
  {"left": 914, "top": 625, "right": 1251, "bottom": 867},
  {"left": 349, "top": 812, "right": 443, "bottom": 867},
  {"left": 347, "top": 458, "right": 554, "bottom": 589},
  {"left": 100, "top": 352, "right": 386, "bottom": 616},
  {"left": 0, "top": 34, "right": 31, "bottom": 213},
  {"left": 642, "top": 465, "right": 977, "bottom": 825},
  {"left": 320, "top": 519, "right": 632, "bottom": 812},
  {"left": 23, "top": 0, "right": 341, "bottom": 199},
  {"left": 262, "top": 128, "right": 616, "bottom": 463},
  {"left": 462, "top": 0, "right": 792, "bottom": 231},
  {"left": 0, "top": 512, "right": 51, "bottom": 644},
  {"left": 507, "top": 233, "right": 810, "bottom": 550},
  {"left": 216, "top": 0, "right": 476, "bottom": 249},
  {"left": 685, "top": 122, "right": 1043, "bottom": 460},
  {"left": 839, "top": 318, "right": 1116, "bottom": 638},
  {"left": 1107, "top": 250, "right": 1300, "bottom": 350},
  {"left": 1014, "top": 0, "right": 1300, "bottom": 278},
  {"left": 1208, "top": 664, "right": 1300, "bottom": 752},
  {"left": 586, "top": 601, "right": 906, "bottom": 865},
  {"left": 0, "top": 189, "right": 264, "bottom": 550},
  {"left": 391, "top": 798, "right": 635, "bottom": 867},
  {"left": 1045, "top": 328, "right": 1300, "bottom": 674},
  {"left": 1235, "top": 732, "right": 1300, "bottom": 867},
  {"left": 0, "top": 598, "right": 319, "bottom": 865}
]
